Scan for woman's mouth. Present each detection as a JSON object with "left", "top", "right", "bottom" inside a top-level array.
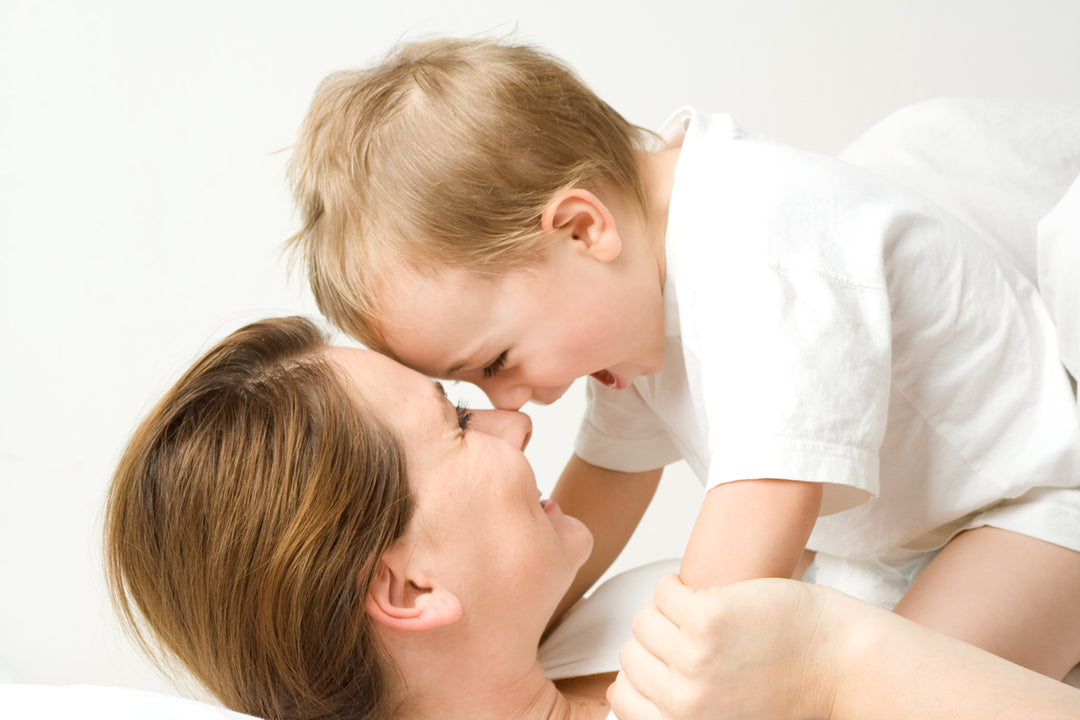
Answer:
[{"left": 540, "top": 498, "right": 561, "bottom": 515}]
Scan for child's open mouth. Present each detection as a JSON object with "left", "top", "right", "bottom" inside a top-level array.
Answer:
[{"left": 590, "top": 369, "right": 619, "bottom": 389}]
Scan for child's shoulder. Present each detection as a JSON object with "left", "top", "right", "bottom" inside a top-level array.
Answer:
[{"left": 675, "top": 107, "right": 902, "bottom": 206}]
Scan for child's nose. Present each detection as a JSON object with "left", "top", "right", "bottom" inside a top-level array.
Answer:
[
  {"left": 469, "top": 409, "right": 532, "bottom": 450},
  {"left": 483, "top": 382, "right": 532, "bottom": 411}
]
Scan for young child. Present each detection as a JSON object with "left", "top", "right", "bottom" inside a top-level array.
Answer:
[{"left": 286, "top": 38, "right": 1080, "bottom": 677}]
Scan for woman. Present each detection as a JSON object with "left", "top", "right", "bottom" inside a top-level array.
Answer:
[
  {"left": 106, "top": 315, "right": 602, "bottom": 720},
  {"left": 106, "top": 316, "right": 1080, "bottom": 720}
]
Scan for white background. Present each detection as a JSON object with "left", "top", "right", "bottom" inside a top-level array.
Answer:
[{"left": 3, "top": 0, "right": 1080, "bottom": 696}]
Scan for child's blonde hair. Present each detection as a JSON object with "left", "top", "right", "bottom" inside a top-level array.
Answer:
[{"left": 286, "top": 36, "right": 653, "bottom": 350}]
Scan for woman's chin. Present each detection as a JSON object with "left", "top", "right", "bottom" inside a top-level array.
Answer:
[{"left": 569, "top": 520, "right": 594, "bottom": 568}]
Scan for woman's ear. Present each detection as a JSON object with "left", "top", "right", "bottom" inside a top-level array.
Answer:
[
  {"left": 540, "top": 188, "right": 622, "bottom": 262},
  {"left": 364, "top": 553, "right": 463, "bottom": 632}
]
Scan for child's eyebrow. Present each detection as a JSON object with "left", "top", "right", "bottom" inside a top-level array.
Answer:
[{"left": 445, "top": 347, "right": 482, "bottom": 377}]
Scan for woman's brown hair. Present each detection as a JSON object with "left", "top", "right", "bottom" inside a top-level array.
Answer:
[{"left": 104, "top": 316, "right": 413, "bottom": 720}]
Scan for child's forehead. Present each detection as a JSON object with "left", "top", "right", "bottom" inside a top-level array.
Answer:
[
  {"left": 377, "top": 262, "right": 500, "bottom": 311},
  {"left": 388, "top": 251, "right": 544, "bottom": 290},
  {"left": 371, "top": 259, "right": 548, "bottom": 364}
]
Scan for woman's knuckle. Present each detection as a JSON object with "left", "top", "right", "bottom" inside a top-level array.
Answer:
[
  {"left": 674, "top": 642, "right": 710, "bottom": 675},
  {"left": 667, "top": 678, "right": 706, "bottom": 718}
]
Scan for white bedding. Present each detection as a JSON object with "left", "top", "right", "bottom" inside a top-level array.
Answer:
[{"left": 0, "top": 684, "right": 261, "bottom": 719}]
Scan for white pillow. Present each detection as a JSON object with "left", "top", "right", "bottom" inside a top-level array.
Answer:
[{"left": 0, "top": 684, "right": 263, "bottom": 720}]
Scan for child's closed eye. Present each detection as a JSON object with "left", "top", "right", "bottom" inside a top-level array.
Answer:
[{"left": 482, "top": 351, "right": 508, "bottom": 379}]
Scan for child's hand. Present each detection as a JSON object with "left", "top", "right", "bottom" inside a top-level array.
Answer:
[{"left": 607, "top": 573, "right": 839, "bottom": 720}]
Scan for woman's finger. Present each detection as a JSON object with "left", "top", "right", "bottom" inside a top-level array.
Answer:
[
  {"left": 618, "top": 635, "right": 671, "bottom": 704},
  {"left": 631, "top": 599, "right": 682, "bottom": 658},
  {"left": 652, "top": 572, "right": 700, "bottom": 626},
  {"left": 608, "top": 670, "right": 663, "bottom": 720}
]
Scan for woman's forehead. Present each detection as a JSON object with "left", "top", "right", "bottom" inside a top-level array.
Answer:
[
  {"left": 325, "top": 345, "right": 423, "bottom": 392},
  {"left": 324, "top": 346, "right": 452, "bottom": 449}
]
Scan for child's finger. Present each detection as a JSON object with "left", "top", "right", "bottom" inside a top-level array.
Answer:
[{"left": 608, "top": 670, "right": 663, "bottom": 720}]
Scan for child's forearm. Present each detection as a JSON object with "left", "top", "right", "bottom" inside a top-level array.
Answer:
[
  {"left": 679, "top": 478, "right": 822, "bottom": 589},
  {"left": 547, "top": 455, "right": 662, "bottom": 629}
]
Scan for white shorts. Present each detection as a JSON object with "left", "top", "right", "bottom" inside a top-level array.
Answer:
[{"left": 807, "top": 485, "right": 1080, "bottom": 610}]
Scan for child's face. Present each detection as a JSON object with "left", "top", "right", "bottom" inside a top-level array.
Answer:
[{"left": 378, "top": 240, "right": 666, "bottom": 410}]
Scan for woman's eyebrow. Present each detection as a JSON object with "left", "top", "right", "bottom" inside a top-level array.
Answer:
[{"left": 431, "top": 381, "right": 459, "bottom": 426}]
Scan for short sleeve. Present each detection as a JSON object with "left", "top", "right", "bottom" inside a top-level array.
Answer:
[
  {"left": 574, "top": 378, "right": 682, "bottom": 472},
  {"left": 667, "top": 126, "right": 896, "bottom": 513},
  {"left": 691, "top": 260, "right": 888, "bottom": 514}
]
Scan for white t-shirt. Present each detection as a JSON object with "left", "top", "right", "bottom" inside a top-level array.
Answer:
[
  {"left": 1038, "top": 177, "right": 1080, "bottom": 386},
  {"left": 835, "top": 97, "right": 1080, "bottom": 390},
  {"left": 539, "top": 562, "right": 678, "bottom": 720},
  {"left": 575, "top": 107, "right": 1080, "bottom": 559}
]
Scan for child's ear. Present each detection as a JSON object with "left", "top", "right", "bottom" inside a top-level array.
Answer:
[
  {"left": 364, "top": 549, "right": 463, "bottom": 632},
  {"left": 541, "top": 188, "right": 622, "bottom": 262}
]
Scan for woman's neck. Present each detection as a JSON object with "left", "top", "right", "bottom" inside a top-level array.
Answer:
[
  {"left": 396, "top": 664, "right": 611, "bottom": 720},
  {"left": 555, "top": 672, "right": 618, "bottom": 720},
  {"left": 517, "top": 673, "right": 612, "bottom": 720}
]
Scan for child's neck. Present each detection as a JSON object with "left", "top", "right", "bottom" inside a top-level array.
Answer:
[{"left": 634, "top": 145, "right": 682, "bottom": 285}]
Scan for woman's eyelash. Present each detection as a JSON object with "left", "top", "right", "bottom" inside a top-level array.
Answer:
[
  {"left": 482, "top": 351, "right": 508, "bottom": 379},
  {"left": 455, "top": 403, "right": 474, "bottom": 430}
]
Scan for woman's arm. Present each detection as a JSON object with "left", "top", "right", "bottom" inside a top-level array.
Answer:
[{"left": 609, "top": 574, "right": 1080, "bottom": 720}]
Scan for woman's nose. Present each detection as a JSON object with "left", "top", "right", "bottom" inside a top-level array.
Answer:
[{"left": 469, "top": 409, "right": 532, "bottom": 451}]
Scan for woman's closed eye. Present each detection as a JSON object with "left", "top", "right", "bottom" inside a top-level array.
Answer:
[
  {"left": 455, "top": 403, "right": 474, "bottom": 430},
  {"left": 434, "top": 381, "right": 473, "bottom": 431},
  {"left": 482, "top": 351, "right": 508, "bottom": 379}
]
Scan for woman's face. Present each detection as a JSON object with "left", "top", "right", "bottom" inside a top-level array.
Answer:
[{"left": 329, "top": 347, "right": 593, "bottom": 627}]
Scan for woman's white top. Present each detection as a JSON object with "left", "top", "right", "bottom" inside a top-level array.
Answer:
[{"left": 539, "top": 559, "right": 678, "bottom": 679}]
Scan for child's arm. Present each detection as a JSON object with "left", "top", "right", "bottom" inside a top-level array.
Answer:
[
  {"left": 548, "top": 454, "right": 662, "bottom": 627},
  {"left": 680, "top": 478, "right": 822, "bottom": 589}
]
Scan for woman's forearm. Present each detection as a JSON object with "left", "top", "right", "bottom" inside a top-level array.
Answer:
[
  {"left": 828, "top": 587, "right": 1080, "bottom": 720},
  {"left": 610, "top": 575, "right": 1080, "bottom": 720}
]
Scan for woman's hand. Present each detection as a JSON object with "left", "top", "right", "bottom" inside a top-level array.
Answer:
[
  {"left": 609, "top": 572, "right": 1080, "bottom": 720},
  {"left": 607, "top": 574, "right": 840, "bottom": 720}
]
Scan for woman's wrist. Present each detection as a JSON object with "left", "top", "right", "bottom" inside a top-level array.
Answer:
[{"left": 801, "top": 585, "right": 862, "bottom": 720}]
